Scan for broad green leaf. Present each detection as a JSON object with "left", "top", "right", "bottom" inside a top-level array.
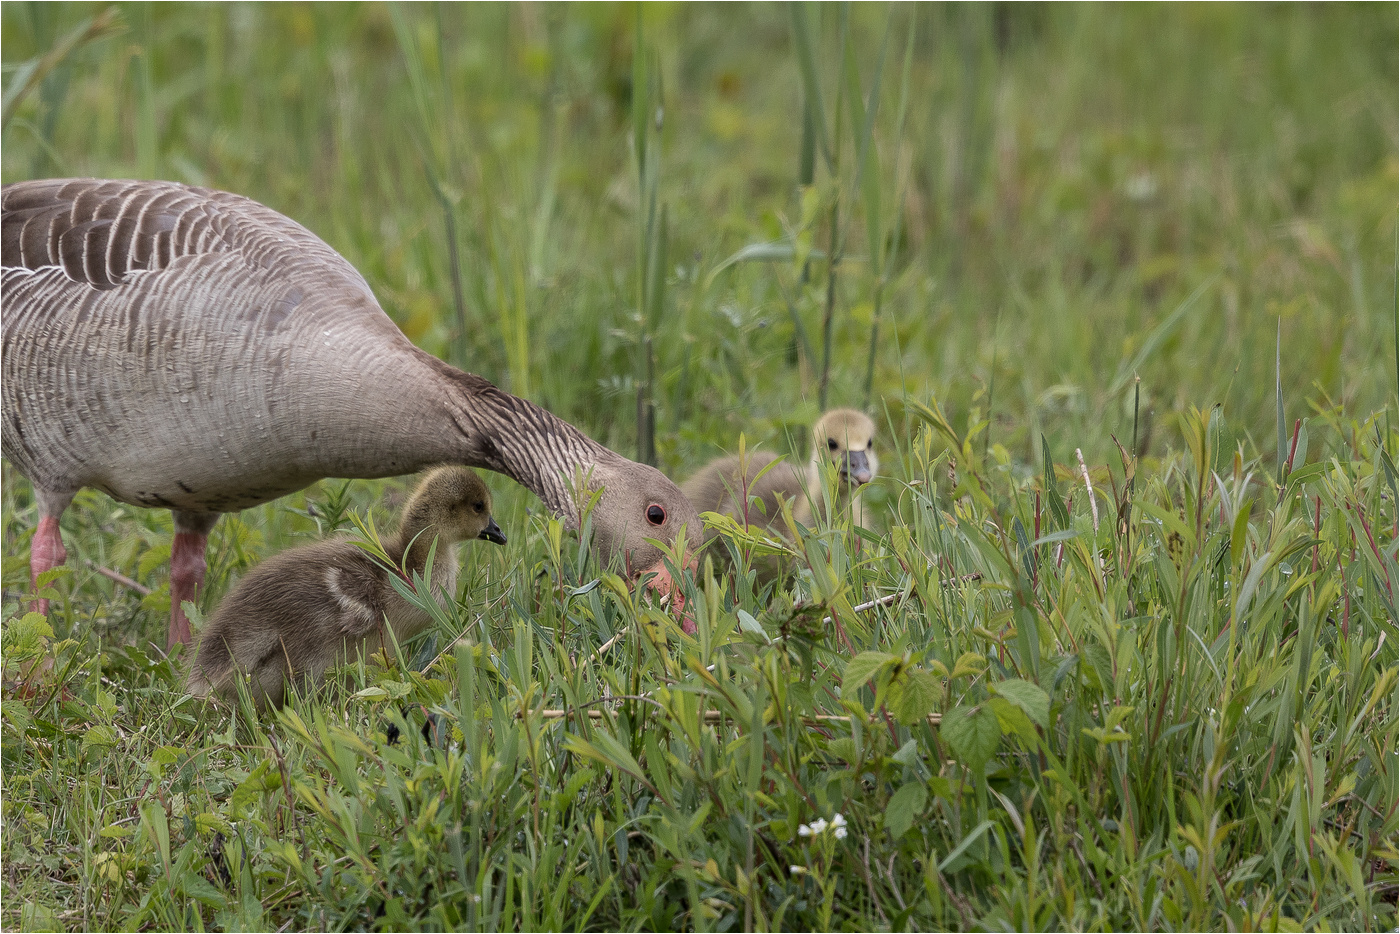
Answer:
[
  {"left": 991, "top": 678, "right": 1050, "bottom": 729},
  {"left": 842, "top": 651, "right": 898, "bottom": 698},
  {"left": 1042, "top": 435, "right": 1071, "bottom": 530},
  {"left": 950, "top": 652, "right": 986, "bottom": 680},
  {"left": 2, "top": 613, "right": 53, "bottom": 657},
  {"left": 736, "top": 609, "right": 767, "bottom": 638},
  {"left": 988, "top": 696, "right": 1036, "bottom": 742},
  {"left": 939, "top": 703, "right": 1000, "bottom": 770},
  {"left": 885, "top": 781, "right": 928, "bottom": 839},
  {"left": 890, "top": 668, "right": 940, "bottom": 725},
  {"left": 81, "top": 724, "right": 118, "bottom": 752},
  {"left": 1083, "top": 642, "right": 1114, "bottom": 692}
]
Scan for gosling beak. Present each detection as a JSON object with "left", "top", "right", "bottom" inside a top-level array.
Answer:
[
  {"left": 478, "top": 518, "right": 507, "bottom": 546},
  {"left": 842, "top": 449, "right": 873, "bottom": 486},
  {"left": 638, "top": 554, "right": 698, "bottom": 635}
]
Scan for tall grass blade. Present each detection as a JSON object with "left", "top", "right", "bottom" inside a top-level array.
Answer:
[
  {"left": 1, "top": 6, "right": 121, "bottom": 131},
  {"left": 789, "top": 3, "right": 832, "bottom": 172},
  {"left": 865, "top": 11, "right": 917, "bottom": 407},
  {"left": 1108, "top": 274, "right": 1218, "bottom": 397},
  {"left": 1276, "top": 319, "right": 1287, "bottom": 485},
  {"left": 134, "top": 3, "right": 157, "bottom": 178}
]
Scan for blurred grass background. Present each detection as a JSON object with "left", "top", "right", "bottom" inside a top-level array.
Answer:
[{"left": 3, "top": 2, "right": 1395, "bottom": 481}]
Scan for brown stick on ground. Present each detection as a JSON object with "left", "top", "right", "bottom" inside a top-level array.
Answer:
[{"left": 84, "top": 561, "right": 152, "bottom": 597}]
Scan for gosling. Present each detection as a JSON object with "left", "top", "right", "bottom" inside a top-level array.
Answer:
[
  {"left": 683, "top": 408, "right": 878, "bottom": 564},
  {"left": 187, "top": 466, "right": 506, "bottom": 709}
]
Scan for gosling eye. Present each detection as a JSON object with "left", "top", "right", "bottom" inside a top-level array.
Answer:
[
  {"left": 826, "top": 438, "right": 839, "bottom": 451},
  {"left": 646, "top": 504, "right": 667, "bottom": 526},
  {"left": 473, "top": 501, "right": 485, "bottom": 513}
]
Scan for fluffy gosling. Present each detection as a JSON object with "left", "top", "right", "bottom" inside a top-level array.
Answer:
[
  {"left": 187, "top": 466, "right": 505, "bottom": 709},
  {"left": 682, "top": 408, "right": 878, "bottom": 573}
]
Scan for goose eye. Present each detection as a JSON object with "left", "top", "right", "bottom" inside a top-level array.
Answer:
[
  {"left": 646, "top": 504, "right": 667, "bottom": 525},
  {"left": 474, "top": 501, "right": 485, "bottom": 512},
  {"left": 827, "top": 438, "right": 839, "bottom": 451}
]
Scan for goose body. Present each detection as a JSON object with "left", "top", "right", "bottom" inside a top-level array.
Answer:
[
  {"left": 2, "top": 179, "right": 698, "bottom": 646},
  {"left": 683, "top": 409, "right": 878, "bottom": 573},
  {"left": 187, "top": 466, "right": 506, "bottom": 709}
]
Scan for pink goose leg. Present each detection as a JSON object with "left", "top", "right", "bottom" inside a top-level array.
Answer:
[
  {"left": 29, "top": 490, "right": 76, "bottom": 616},
  {"left": 169, "top": 512, "right": 220, "bottom": 649}
]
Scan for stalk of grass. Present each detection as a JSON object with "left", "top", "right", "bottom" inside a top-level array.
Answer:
[
  {"left": 862, "top": 8, "right": 917, "bottom": 409},
  {"left": 134, "top": 3, "right": 157, "bottom": 179},
  {"left": 632, "top": 8, "right": 667, "bottom": 466},
  {"left": 389, "top": 7, "right": 473, "bottom": 372},
  {"left": 1, "top": 6, "right": 120, "bottom": 132}
]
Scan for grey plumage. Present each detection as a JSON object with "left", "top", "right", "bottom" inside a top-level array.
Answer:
[
  {"left": 186, "top": 466, "right": 504, "bottom": 709},
  {"left": 2, "top": 179, "right": 699, "bottom": 646}
]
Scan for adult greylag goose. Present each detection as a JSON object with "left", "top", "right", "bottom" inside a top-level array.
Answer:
[
  {"left": 1, "top": 178, "right": 697, "bottom": 648},
  {"left": 682, "top": 408, "right": 878, "bottom": 570},
  {"left": 187, "top": 466, "right": 504, "bottom": 709}
]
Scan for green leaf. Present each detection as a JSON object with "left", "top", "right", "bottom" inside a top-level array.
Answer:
[
  {"left": 950, "top": 652, "right": 986, "bottom": 680},
  {"left": 705, "top": 239, "right": 828, "bottom": 286},
  {"left": 138, "top": 543, "right": 171, "bottom": 579},
  {"left": 1233, "top": 550, "right": 1274, "bottom": 624},
  {"left": 564, "top": 732, "right": 649, "bottom": 788},
  {"left": 1042, "top": 434, "right": 1071, "bottom": 530},
  {"left": 1083, "top": 642, "right": 1114, "bottom": 692},
  {"left": 789, "top": 3, "right": 832, "bottom": 171},
  {"left": 736, "top": 609, "right": 767, "bottom": 638},
  {"left": 939, "top": 703, "right": 1000, "bottom": 770},
  {"left": 938, "top": 819, "right": 995, "bottom": 872},
  {"left": 230, "top": 760, "right": 282, "bottom": 818},
  {"left": 1, "top": 612, "right": 54, "bottom": 658},
  {"left": 884, "top": 781, "right": 928, "bottom": 839},
  {"left": 81, "top": 724, "right": 118, "bottom": 752},
  {"left": 1108, "top": 274, "right": 1217, "bottom": 397},
  {"left": 890, "top": 668, "right": 940, "bottom": 725},
  {"left": 990, "top": 678, "right": 1050, "bottom": 729},
  {"left": 179, "top": 872, "right": 225, "bottom": 907},
  {"left": 988, "top": 696, "right": 1035, "bottom": 742},
  {"left": 842, "top": 651, "right": 898, "bottom": 698}
]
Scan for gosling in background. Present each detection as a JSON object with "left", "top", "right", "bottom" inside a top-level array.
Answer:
[
  {"left": 683, "top": 408, "right": 878, "bottom": 566},
  {"left": 187, "top": 466, "right": 506, "bottom": 709}
]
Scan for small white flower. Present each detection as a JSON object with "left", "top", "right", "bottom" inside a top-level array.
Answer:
[
  {"left": 831, "top": 813, "right": 847, "bottom": 829},
  {"left": 790, "top": 865, "right": 806, "bottom": 875},
  {"left": 809, "top": 818, "right": 828, "bottom": 835},
  {"left": 833, "top": 826, "right": 848, "bottom": 840},
  {"left": 798, "top": 824, "right": 812, "bottom": 837}
]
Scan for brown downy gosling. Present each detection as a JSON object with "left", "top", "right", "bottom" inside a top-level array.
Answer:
[
  {"left": 187, "top": 466, "right": 506, "bottom": 709},
  {"left": 682, "top": 408, "right": 878, "bottom": 563}
]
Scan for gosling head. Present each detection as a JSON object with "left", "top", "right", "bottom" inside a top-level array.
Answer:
[
  {"left": 811, "top": 408, "right": 878, "bottom": 488},
  {"left": 401, "top": 466, "right": 507, "bottom": 547}
]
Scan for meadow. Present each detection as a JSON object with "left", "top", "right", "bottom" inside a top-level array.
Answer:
[{"left": 1, "top": 3, "right": 1396, "bottom": 930}]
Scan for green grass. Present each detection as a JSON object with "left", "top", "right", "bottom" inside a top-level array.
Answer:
[{"left": 2, "top": 3, "right": 1396, "bottom": 930}]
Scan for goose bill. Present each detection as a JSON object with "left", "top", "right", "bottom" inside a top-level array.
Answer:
[
  {"left": 842, "top": 450, "right": 873, "bottom": 486},
  {"left": 637, "top": 556, "right": 697, "bottom": 634},
  {"left": 478, "top": 518, "right": 508, "bottom": 545}
]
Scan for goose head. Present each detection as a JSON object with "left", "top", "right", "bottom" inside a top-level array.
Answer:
[
  {"left": 401, "top": 466, "right": 507, "bottom": 549},
  {"left": 574, "top": 458, "right": 700, "bottom": 604},
  {"left": 811, "top": 409, "right": 878, "bottom": 489}
]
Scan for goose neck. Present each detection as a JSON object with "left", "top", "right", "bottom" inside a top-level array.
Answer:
[{"left": 444, "top": 369, "right": 616, "bottom": 520}]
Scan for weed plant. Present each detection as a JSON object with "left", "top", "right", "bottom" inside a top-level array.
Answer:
[{"left": 1, "top": 4, "right": 1396, "bottom": 930}]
